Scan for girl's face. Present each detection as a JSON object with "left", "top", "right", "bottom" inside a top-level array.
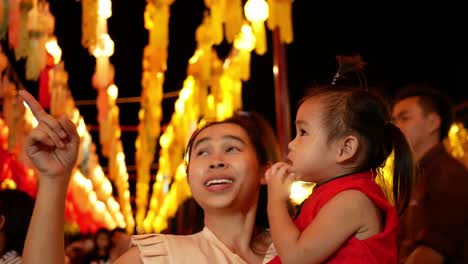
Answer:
[
  {"left": 187, "top": 123, "right": 264, "bottom": 213},
  {"left": 288, "top": 98, "right": 339, "bottom": 183}
]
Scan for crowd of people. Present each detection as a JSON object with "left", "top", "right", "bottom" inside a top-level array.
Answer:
[
  {"left": 64, "top": 227, "right": 130, "bottom": 264},
  {"left": 1, "top": 79, "right": 467, "bottom": 263}
]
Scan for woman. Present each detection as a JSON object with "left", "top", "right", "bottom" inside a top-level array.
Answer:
[{"left": 20, "top": 89, "right": 280, "bottom": 264}]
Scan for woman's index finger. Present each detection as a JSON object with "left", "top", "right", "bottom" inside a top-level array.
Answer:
[{"left": 18, "top": 90, "right": 47, "bottom": 120}]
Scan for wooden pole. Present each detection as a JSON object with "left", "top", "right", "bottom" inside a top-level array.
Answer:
[{"left": 272, "top": 28, "right": 291, "bottom": 159}]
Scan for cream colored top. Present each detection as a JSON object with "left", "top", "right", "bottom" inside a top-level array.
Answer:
[{"left": 131, "top": 227, "right": 276, "bottom": 264}]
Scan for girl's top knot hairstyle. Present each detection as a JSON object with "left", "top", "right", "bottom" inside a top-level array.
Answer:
[{"left": 331, "top": 54, "right": 368, "bottom": 90}]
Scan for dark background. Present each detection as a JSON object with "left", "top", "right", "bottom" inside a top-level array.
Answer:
[{"left": 3, "top": 0, "right": 468, "bottom": 193}]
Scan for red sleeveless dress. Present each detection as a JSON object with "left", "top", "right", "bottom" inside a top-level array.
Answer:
[{"left": 268, "top": 171, "right": 398, "bottom": 264}]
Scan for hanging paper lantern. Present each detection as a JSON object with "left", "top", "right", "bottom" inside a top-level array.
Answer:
[{"left": 244, "top": 0, "right": 269, "bottom": 55}]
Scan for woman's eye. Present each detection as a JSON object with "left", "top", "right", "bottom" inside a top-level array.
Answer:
[
  {"left": 196, "top": 150, "right": 208, "bottom": 156},
  {"left": 226, "top": 146, "right": 240, "bottom": 152}
]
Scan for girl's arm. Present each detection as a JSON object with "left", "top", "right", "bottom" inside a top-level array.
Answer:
[{"left": 268, "top": 188, "right": 376, "bottom": 264}]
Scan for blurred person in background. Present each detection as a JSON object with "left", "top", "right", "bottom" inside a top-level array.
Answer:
[
  {"left": 0, "top": 189, "right": 35, "bottom": 263},
  {"left": 392, "top": 83, "right": 468, "bottom": 264}
]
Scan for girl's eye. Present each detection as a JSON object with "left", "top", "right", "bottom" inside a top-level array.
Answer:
[{"left": 299, "top": 129, "right": 307, "bottom": 136}]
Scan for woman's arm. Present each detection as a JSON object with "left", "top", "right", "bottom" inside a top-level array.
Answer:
[
  {"left": 20, "top": 90, "right": 79, "bottom": 264},
  {"left": 23, "top": 177, "right": 69, "bottom": 264}
]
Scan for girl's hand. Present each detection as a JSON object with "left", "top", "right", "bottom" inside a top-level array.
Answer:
[
  {"left": 19, "top": 90, "right": 79, "bottom": 184},
  {"left": 265, "top": 161, "right": 295, "bottom": 202}
]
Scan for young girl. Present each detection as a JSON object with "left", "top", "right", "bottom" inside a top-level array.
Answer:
[{"left": 265, "top": 86, "right": 413, "bottom": 264}]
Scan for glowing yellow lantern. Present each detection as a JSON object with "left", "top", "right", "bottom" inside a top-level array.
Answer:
[
  {"left": 233, "top": 24, "right": 255, "bottom": 81},
  {"left": 107, "top": 84, "right": 119, "bottom": 101},
  {"left": 244, "top": 0, "right": 269, "bottom": 55},
  {"left": 98, "top": 0, "right": 112, "bottom": 19},
  {"left": 45, "top": 37, "right": 62, "bottom": 64}
]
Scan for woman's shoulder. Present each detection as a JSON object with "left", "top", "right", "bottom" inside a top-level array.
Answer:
[
  {"left": 127, "top": 233, "right": 170, "bottom": 264},
  {"left": 128, "top": 231, "right": 211, "bottom": 263},
  {"left": 131, "top": 232, "right": 203, "bottom": 249},
  {"left": 132, "top": 233, "right": 167, "bottom": 245},
  {"left": 128, "top": 229, "right": 251, "bottom": 264},
  {"left": 0, "top": 250, "right": 22, "bottom": 263}
]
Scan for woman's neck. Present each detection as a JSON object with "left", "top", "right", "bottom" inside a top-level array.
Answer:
[{"left": 204, "top": 208, "right": 265, "bottom": 262}]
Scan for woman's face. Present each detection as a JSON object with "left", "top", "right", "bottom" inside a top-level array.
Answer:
[{"left": 187, "top": 123, "right": 264, "bottom": 213}]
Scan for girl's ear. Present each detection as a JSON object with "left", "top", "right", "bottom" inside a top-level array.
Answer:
[{"left": 336, "top": 135, "right": 359, "bottom": 163}]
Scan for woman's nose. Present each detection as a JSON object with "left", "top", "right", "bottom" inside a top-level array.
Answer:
[{"left": 209, "top": 161, "right": 227, "bottom": 169}]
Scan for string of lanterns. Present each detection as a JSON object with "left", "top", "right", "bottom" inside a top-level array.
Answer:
[
  {"left": 140, "top": 0, "right": 293, "bottom": 233},
  {"left": 134, "top": 0, "right": 173, "bottom": 232},
  {"left": 82, "top": 0, "right": 135, "bottom": 233}
]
